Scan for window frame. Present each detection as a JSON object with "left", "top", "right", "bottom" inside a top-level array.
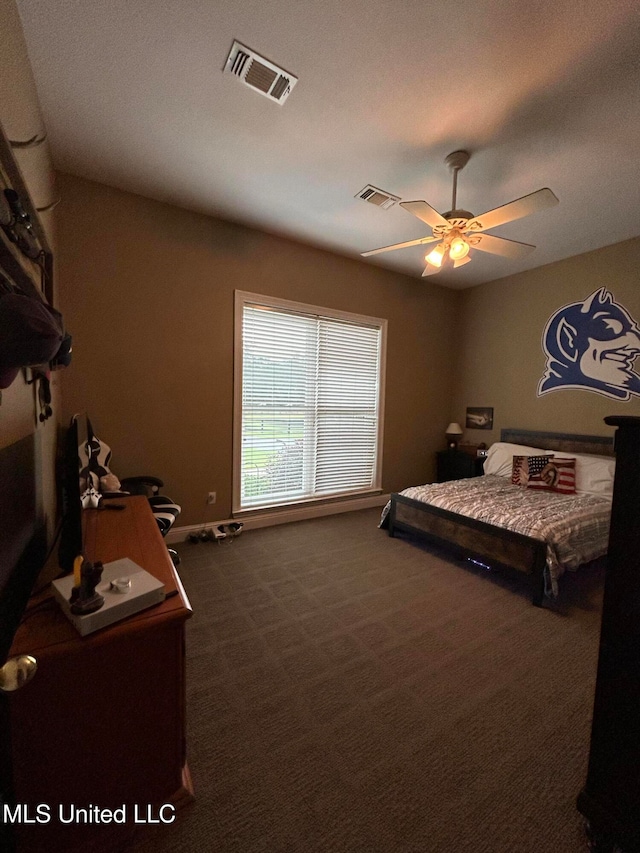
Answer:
[{"left": 233, "top": 290, "right": 387, "bottom": 515}]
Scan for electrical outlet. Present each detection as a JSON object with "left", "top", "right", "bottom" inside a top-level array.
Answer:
[{"left": 207, "top": 491, "right": 216, "bottom": 505}]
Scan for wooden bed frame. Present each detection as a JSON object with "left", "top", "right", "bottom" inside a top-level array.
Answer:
[{"left": 387, "top": 428, "right": 615, "bottom": 605}]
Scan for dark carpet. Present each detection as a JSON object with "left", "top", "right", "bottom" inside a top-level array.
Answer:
[{"left": 129, "top": 508, "right": 603, "bottom": 852}]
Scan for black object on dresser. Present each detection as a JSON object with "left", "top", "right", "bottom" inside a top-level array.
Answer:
[
  {"left": 577, "top": 416, "right": 640, "bottom": 853},
  {"left": 436, "top": 449, "right": 484, "bottom": 482}
]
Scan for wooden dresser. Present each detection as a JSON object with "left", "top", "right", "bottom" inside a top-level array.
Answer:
[{"left": 7, "top": 496, "right": 193, "bottom": 853}]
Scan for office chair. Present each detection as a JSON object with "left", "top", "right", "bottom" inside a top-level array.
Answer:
[{"left": 82, "top": 423, "right": 181, "bottom": 567}]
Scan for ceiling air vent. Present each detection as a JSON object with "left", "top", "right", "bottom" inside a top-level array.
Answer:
[
  {"left": 224, "top": 40, "right": 298, "bottom": 104},
  {"left": 356, "top": 185, "right": 401, "bottom": 210}
]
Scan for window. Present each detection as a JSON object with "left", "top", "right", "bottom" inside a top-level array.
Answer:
[{"left": 233, "top": 292, "right": 386, "bottom": 512}]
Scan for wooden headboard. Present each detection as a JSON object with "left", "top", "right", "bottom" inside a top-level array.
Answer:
[{"left": 500, "top": 428, "right": 615, "bottom": 457}]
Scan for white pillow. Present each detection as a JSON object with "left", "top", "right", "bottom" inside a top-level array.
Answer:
[
  {"left": 483, "top": 442, "right": 553, "bottom": 478},
  {"left": 484, "top": 442, "right": 616, "bottom": 498},
  {"left": 556, "top": 453, "right": 616, "bottom": 499}
]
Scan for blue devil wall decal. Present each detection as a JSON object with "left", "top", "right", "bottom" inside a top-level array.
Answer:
[{"left": 538, "top": 288, "right": 640, "bottom": 400}]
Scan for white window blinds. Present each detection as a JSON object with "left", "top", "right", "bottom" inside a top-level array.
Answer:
[{"left": 236, "top": 295, "right": 385, "bottom": 511}]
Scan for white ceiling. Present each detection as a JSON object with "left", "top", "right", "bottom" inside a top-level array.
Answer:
[{"left": 15, "top": 0, "right": 640, "bottom": 289}]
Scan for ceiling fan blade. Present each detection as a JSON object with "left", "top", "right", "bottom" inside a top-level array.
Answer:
[
  {"left": 361, "top": 234, "right": 438, "bottom": 257},
  {"left": 400, "top": 200, "right": 450, "bottom": 230},
  {"left": 470, "top": 233, "right": 536, "bottom": 258},
  {"left": 421, "top": 263, "right": 442, "bottom": 277},
  {"left": 470, "top": 188, "right": 559, "bottom": 233},
  {"left": 453, "top": 255, "right": 472, "bottom": 268}
]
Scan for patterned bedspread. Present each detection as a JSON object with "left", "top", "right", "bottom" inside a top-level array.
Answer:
[{"left": 380, "top": 475, "right": 611, "bottom": 595}]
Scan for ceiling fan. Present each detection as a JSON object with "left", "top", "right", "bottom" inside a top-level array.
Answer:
[{"left": 362, "top": 150, "right": 559, "bottom": 276}]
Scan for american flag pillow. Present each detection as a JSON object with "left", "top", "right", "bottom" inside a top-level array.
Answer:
[
  {"left": 527, "top": 457, "right": 576, "bottom": 494},
  {"left": 511, "top": 454, "right": 554, "bottom": 486}
]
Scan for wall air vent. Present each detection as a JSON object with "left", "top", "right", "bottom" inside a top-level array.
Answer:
[
  {"left": 356, "top": 185, "right": 401, "bottom": 210},
  {"left": 224, "top": 40, "right": 298, "bottom": 104}
]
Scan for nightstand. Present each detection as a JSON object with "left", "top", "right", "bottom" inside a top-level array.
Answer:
[{"left": 436, "top": 449, "right": 485, "bottom": 482}]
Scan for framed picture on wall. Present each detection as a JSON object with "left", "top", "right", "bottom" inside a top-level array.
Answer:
[{"left": 466, "top": 407, "right": 493, "bottom": 430}]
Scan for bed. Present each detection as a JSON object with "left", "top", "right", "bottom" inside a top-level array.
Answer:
[{"left": 381, "top": 429, "right": 615, "bottom": 605}]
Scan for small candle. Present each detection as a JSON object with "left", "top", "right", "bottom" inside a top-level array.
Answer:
[{"left": 73, "top": 555, "right": 83, "bottom": 588}]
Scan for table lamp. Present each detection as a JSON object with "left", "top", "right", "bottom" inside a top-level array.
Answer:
[{"left": 445, "top": 422, "right": 463, "bottom": 449}]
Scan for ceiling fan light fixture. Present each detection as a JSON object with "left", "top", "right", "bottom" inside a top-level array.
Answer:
[
  {"left": 449, "top": 234, "right": 470, "bottom": 260},
  {"left": 361, "top": 150, "right": 558, "bottom": 276},
  {"left": 425, "top": 243, "right": 445, "bottom": 268}
]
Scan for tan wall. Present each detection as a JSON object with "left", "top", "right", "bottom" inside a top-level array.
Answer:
[
  {"left": 0, "top": 0, "right": 59, "bottom": 538},
  {"left": 452, "top": 237, "right": 640, "bottom": 447},
  {"left": 56, "top": 173, "right": 458, "bottom": 526}
]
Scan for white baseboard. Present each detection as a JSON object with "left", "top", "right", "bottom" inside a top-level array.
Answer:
[{"left": 166, "top": 493, "right": 390, "bottom": 544}]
